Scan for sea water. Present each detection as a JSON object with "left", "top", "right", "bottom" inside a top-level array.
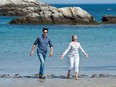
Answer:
[{"left": 0, "top": 4, "right": 116, "bottom": 76}]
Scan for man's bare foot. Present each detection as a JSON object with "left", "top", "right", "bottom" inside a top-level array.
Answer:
[
  {"left": 67, "top": 70, "right": 71, "bottom": 78},
  {"left": 67, "top": 73, "right": 70, "bottom": 78}
]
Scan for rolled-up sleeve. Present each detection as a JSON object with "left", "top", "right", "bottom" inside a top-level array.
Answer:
[
  {"left": 48, "top": 39, "right": 53, "bottom": 47},
  {"left": 33, "top": 37, "right": 39, "bottom": 45}
]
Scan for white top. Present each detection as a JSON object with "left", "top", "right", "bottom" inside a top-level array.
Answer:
[{"left": 62, "top": 42, "right": 86, "bottom": 57}]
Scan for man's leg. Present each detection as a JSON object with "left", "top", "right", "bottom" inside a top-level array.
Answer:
[
  {"left": 67, "top": 70, "right": 71, "bottom": 78},
  {"left": 37, "top": 52, "right": 46, "bottom": 78},
  {"left": 42, "top": 52, "right": 47, "bottom": 76}
]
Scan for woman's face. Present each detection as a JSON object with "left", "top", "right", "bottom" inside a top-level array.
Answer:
[{"left": 73, "top": 35, "right": 77, "bottom": 41}]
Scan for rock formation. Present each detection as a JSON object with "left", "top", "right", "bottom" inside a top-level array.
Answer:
[
  {"left": 0, "top": 0, "right": 51, "bottom": 16},
  {"left": 102, "top": 15, "right": 116, "bottom": 24},
  {"left": 0, "top": 0, "right": 97, "bottom": 24}
]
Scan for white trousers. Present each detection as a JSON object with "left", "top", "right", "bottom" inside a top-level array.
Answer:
[{"left": 69, "top": 56, "right": 79, "bottom": 72}]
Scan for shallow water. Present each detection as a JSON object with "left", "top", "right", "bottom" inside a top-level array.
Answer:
[
  {"left": 0, "top": 23, "right": 116, "bottom": 75},
  {"left": 0, "top": 4, "right": 116, "bottom": 75}
]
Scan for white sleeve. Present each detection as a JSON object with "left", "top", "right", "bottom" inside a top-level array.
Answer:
[
  {"left": 79, "top": 43, "right": 86, "bottom": 54},
  {"left": 62, "top": 42, "right": 71, "bottom": 56}
]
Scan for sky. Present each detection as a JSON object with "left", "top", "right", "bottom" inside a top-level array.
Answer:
[{"left": 41, "top": 0, "right": 116, "bottom": 4}]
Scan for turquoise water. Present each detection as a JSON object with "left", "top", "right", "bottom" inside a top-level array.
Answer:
[
  {"left": 0, "top": 4, "right": 116, "bottom": 75},
  {"left": 0, "top": 23, "right": 116, "bottom": 75}
]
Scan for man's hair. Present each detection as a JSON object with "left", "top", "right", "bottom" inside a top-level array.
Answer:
[{"left": 43, "top": 28, "right": 48, "bottom": 32}]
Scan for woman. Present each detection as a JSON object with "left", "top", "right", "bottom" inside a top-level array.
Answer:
[{"left": 60, "top": 35, "right": 88, "bottom": 80}]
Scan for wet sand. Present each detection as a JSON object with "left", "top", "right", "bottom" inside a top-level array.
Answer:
[{"left": 0, "top": 74, "right": 116, "bottom": 87}]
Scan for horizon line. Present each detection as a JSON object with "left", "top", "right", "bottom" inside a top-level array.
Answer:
[{"left": 47, "top": 3, "right": 116, "bottom": 4}]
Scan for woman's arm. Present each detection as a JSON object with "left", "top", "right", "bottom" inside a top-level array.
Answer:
[
  {"left": 60, "top": 42, "right": 71, "bottom": 59},
  {"left": 79, "top": 44, "right": 88, "bottom": 58}
]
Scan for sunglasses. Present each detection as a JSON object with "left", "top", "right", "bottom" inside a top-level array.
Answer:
[{"left": 44, "top": 32, "right": 48, "bottom": 33}]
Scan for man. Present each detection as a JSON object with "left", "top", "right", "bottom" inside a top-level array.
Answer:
[{"left": 30, "top": 28, "right": 53, "bottom": 79}]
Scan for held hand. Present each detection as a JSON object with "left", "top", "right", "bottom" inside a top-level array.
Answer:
[{"left": 60, "top": 55, "right": 64, "bottom": 59}]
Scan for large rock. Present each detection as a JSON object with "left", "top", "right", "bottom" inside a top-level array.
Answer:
[
  {"left": 102, "top": 15, "right": 116, "bottom": 24},
  {"left": 9, "top": 7, "right": 96, "bottom": 25},
  {"left": 0, "top": 0, "right": 43, "bottom": 5},
  {"left": 0, "top": 0, "right": 97, "bottom": 25},
  {"left": 0, "top": 0, "right": 54, "bottom": 16},
  {"left": 9, "top": 17, "right": 41, "bottom": 24},
  {"left": 59, "top": 7, "right": 92, "bottom": 22}
]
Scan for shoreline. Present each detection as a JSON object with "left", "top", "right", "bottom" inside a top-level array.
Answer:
[
  {"left": 0, "top": 73, "right": 116, "bottom": 78},
  {"left": 0, "top": 74, "right": 116, "bottom": 87}
]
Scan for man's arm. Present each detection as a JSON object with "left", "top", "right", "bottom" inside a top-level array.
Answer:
[
  {"left": 30, "top": 37, "right": 39, "bottom": 56},
  {"left": 48, "top": 38, "right": 53, "bottom": 57},
  {"left": 30, "top": 44, "right": 36, "bottom": 56},
  {"left": 49, "top": 47, "right": 53, "bottom": 57}
]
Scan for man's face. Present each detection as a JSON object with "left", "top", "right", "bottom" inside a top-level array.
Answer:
[{"left": 43, "top": 30, "right": 48, "bottom": 37}]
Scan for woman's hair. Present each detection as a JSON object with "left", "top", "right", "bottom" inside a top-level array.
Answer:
[{"left": 72, "top": 35, "right": 78, "bottom": 41}]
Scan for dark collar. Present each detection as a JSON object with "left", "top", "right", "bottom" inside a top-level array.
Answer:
[{"left": 42, "top": 34, "right": 47, "bottom": 39}]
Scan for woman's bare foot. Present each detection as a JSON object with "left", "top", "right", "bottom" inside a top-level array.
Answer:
[
  {"left": 75, "top": 72, "right": 79, "bottom": 80},
  {"left": 76, "top": 77, "right": 79, "bottom": 80}
]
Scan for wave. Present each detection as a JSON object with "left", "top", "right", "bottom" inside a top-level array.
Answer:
[
  {"left": 0, "top": 73, "right": 116, "bottom": 78},
  {"left": 107, "top": 8, "right": 112, "bottom": 10}
]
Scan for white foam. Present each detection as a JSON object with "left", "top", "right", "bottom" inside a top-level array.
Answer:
[{"left": 107, "top": 8, "right": 112, "bottom": 10}]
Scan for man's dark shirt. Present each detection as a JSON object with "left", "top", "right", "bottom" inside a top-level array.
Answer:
[{"left": 34, "top": 35, "right": 53, "bottom": 53}]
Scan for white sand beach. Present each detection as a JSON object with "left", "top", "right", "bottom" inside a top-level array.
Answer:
[
  {"left": 0, "top": 78, "right": 116, "bottom": 87},
  {"left": 0, "top": 75, "right": 116, "bottom": 87}
]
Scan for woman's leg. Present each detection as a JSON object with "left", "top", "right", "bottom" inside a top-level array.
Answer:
[
  {"left": 75, "top": 57, "right": 79, "bottom": 80},
  {"left": 68, "top": 57, "right": 74, "bottom": 78},
  {"left": 75, "top": 72, "right": 79, "bottom": 80}
]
